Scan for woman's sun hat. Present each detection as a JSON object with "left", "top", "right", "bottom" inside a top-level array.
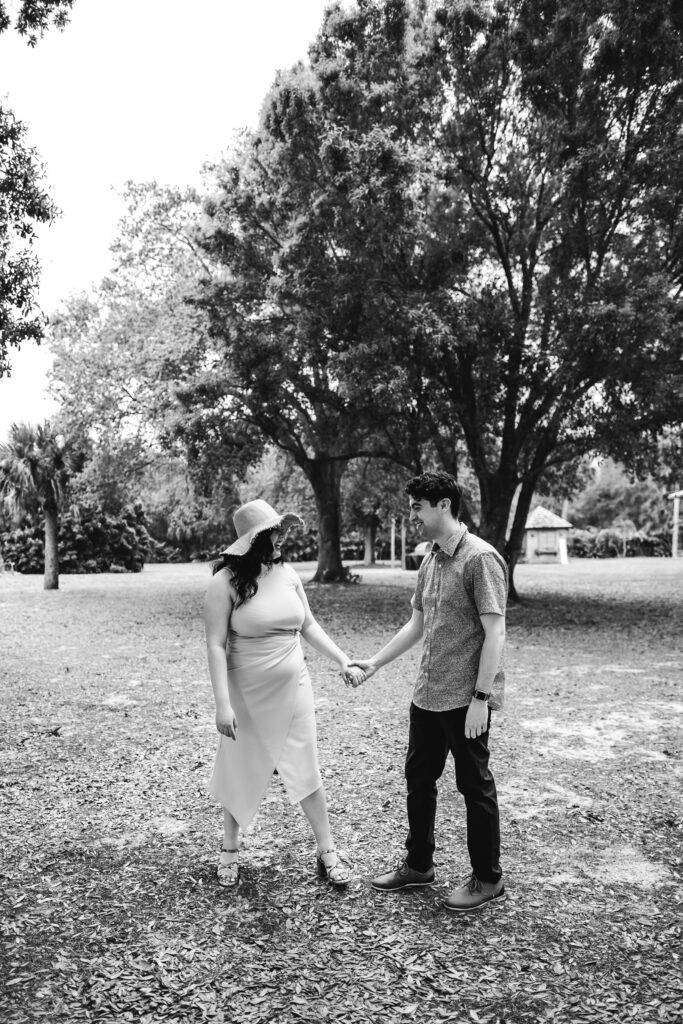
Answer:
[{"left": 222, "top": 499, "right": 304, "bottom": 556}]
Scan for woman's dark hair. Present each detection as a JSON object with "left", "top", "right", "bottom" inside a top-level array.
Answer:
[
  {"left": 405, "top": 472, "right": 462, "bottom": 517},
  {"left": 212, "top": 528, "right": 282, "bottom": 607}
]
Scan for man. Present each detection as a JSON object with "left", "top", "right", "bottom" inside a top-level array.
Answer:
[{"left": 352, "top": 472, "right": 507, "bottom": 912}]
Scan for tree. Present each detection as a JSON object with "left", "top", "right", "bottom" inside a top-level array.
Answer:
[
  {"left": 198, "top": 0, "right": 681, "bottom": 592},
  {"left": 0, "top": 1, "right": 73, "bottom": 376},
  {"left": 238, "top": 446, "right": 315, "bottom": 522},
  {"left": 49, "top": 185, "right": 212, "bottom": 447},
  {"left": 0, "top": 2, "right": 73, "bottom": 41},
  {"left": 45, "top": 6, "right": 444, "bottom": 579},
  {"left": 568, "top": 459, "right": 673, "bottom": 532},
  {"left": 0, "top": 421, "right": 78, "bottom": 588},
  {"left": 402, "top": 0, "right": 683, "bottom": 592},
  {"left": 194, "top": 1, "right": 435, "bottom": 580},
  {"left": 0, "top": 105, "right": 57, "bottom": 376},
  {"left": 48, "top": 183, "right": 257, "bottom": 555},
  {"left": 343, "top": 457, "right": 412, "bottom": 565},
  {"left": 205, "top": 0, "right": 680, "bottom": 590}
]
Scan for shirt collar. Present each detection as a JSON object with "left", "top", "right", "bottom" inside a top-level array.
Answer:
[{"left": 431, "top": 522, "right": 468, "bottom": 557}]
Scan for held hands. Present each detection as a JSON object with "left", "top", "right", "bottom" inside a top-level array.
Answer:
[
  {"left": 350, "top": 663, "right": 376, "bottom": 679},
  {"left": 342, "top": 663, "right": 366, "bottom": 688},
  {"left": 465, "top": 698, "right": 489, "bottom": 739},
  {"left": 339, "top": 656, "right": 379, "bottom": 688},
  {"left": 216, "top": 704, "right": 237, "bottom": 740}
]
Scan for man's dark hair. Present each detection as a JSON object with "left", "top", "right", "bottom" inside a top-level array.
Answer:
[{"left": 405, "top": 472, "right": 462, "bottom": 517}]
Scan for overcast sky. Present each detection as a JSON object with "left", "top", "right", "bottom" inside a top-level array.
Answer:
[{"left": 0, "top": 0, "right": 333, "bottom": 442}]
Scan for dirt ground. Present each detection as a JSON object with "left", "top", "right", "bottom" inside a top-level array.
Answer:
[{"left": 0, "top": 557, "right": 681, "bottom": 1023}]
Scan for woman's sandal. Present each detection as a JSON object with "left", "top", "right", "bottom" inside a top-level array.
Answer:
[
  {"left": 316, "top": 847, "right": 352, "bottom": 888},
  {"left": 217, "top": 848, "right": 240, "bottom": 888}
]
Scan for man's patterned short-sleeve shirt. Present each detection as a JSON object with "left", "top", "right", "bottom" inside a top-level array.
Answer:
[{"left": 410, "top": 523, "right": 507, "bottom": 712}]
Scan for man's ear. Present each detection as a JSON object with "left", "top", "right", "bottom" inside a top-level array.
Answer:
[{"left": 440, "top": 498, "right": 451, "bottom": 512}]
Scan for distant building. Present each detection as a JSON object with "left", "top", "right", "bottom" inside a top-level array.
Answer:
[{"left": 521, "top": 506, "right": 573, "bottom": 564}]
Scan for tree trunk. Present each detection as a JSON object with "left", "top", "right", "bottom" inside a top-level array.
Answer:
[
  {"left": 504, "top": 477, "right": 538, "bottom": 602},
  {"left": 305, "top": 458, "right": 352, "bottom": 582},
  {"left": 363, "top": 521, "right": 377, "bottom": 566},
  {"left": 458, "top": 495, "right": 478, "bottom": 534},
  {"left": 43, "top": 505, "right": 59, "bottom": 590},
  {"left": 477, "top": 476, "right": 518, "bottom": 553},
  {"left": 477, "top": 474, "right": 520, "bottom": 599}
]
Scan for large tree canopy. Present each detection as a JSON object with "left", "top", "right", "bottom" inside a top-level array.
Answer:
[
  {"left": 193, "top": 2, "right": 432, "bottom": 580},
  {"left": 0, "top": 0, "right": 74, "bottom": 376},
  {"left": 412, "top": 0, "right": 683, "bottom": 586},
  {"left": 194, "top": 0, "right": 683, "bottom": 587}
]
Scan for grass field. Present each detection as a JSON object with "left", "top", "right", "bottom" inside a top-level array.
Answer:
[{"left": 1, "top": 558, "right": 681, "bottom": 1024}]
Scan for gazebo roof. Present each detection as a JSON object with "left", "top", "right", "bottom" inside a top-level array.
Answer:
[{"left": 525, "top": 506, "right": 572, "bottom": 529}]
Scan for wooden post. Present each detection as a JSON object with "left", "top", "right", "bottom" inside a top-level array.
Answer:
[
  {"left": 400, "top": 516, "right": 407, "bottom": 570},
  {"left": 673, "top": 497, "right": 679, "bottom": 559},
  {"left": 668, "top": 489, "right": 682, "bottom": 558},
  {"left": 613, "top": 517, "right": 628, "bottom": 558},
  {"left": 390, "top": 517, "right": 397, "bottom": 568}
]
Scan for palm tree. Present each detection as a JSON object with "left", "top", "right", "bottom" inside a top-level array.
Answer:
[{"left": 0, "top": 422, "right": 73, "bottom": 589}]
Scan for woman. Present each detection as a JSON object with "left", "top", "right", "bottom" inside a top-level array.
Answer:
[{"left": 205, "top": 498, "right": 363, "bottom": 889}]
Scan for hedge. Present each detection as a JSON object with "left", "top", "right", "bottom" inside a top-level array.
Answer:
[
  {"left": 0, "top": 503, "right": 152, "bottom": 574},
  {"left": 567, "top": 528, "right": 671, "bottom": 558}
]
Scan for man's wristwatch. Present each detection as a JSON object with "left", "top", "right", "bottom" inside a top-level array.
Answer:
[{"left": 473, "top": 690, "right": 490, "bottom": 702}]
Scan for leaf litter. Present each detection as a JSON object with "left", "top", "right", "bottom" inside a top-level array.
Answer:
[{"left": 0, "top": 560, "right": 681, "bottom": 1023}]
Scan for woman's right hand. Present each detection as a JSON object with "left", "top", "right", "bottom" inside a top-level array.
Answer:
[{"left": 216, "top": 704, "right": 237, "bottom": 740}]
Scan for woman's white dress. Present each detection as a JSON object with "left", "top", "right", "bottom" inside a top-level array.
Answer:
[{"left": 209, "top": 563, "right": 322, "bottom": 828}]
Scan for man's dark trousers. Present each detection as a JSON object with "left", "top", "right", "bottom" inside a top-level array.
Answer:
[{"left": 404, "top": 702, "right": 502, "bottom": 883}]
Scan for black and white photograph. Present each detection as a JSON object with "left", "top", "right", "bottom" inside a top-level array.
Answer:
[{"left": 1, "top": 2, "right": 682, "bottom": 1022}]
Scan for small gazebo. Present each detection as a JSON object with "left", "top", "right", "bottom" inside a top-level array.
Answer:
[{"left": 521, "top": 506, "right": 573, "bottom": 564}]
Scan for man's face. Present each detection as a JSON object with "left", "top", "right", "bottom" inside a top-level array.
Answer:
[{"left": 408, "top": 496, "right": 446, "bottom": 540}]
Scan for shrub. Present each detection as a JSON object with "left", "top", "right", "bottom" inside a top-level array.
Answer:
[
  {"left": 594, "top": 528, "right": 623, "bottom": 558},
  {"left": 567, "top": 529, "right": 596, "bottom": 558},
  {"left": 567, "top": 527, "right": 671, "bottom": 559},
  {"left": 0, "top": 503, "right": 151, "bottom": 574},
  {"left": 625, "top": 530, "right": 671, "bottom": 557},
  {"left": 282, "top": 531, "right": 319, "bottom": 562}
]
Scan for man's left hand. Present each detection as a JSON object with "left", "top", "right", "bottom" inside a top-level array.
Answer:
[{"left": 465, "top": 699, "right": 489, "bottom": 739}]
